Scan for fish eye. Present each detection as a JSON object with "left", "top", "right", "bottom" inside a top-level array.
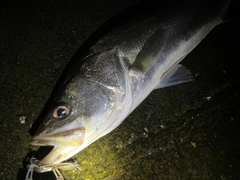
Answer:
[{"left": 53, "top": 105, "right": 70, "bottom": 119}]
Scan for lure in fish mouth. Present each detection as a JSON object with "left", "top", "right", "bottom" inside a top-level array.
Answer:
[{"left": 30, "top": 0, "right": 231, "bottom": 173}]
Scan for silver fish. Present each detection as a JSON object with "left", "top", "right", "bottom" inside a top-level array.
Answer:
[{"left": 31, "top": 0, "right": 231, "bottom": 170}]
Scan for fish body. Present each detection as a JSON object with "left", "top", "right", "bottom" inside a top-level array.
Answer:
[{"left": 31, "top": 0, "right": 230, "bottom": 169}]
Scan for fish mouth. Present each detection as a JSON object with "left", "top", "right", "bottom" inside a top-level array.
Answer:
[{"left": 31, "top": 126, "right": 85, "bottom": 167}]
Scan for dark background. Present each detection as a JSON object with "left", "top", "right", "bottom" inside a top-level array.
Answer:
[{"left": 0, "top": 0, "right": 239, "bottom": 179}]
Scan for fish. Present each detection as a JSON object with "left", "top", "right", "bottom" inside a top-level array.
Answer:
[{"left": 30, "top": 0, "right": 231, "bottom": 171}]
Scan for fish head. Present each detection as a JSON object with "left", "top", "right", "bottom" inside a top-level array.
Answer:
[
  {"left": 31, "top": 72, "right": 122, "bottom": 168},
  {"left": 31, "top": 49, "right": 131, "bottom": 169}
]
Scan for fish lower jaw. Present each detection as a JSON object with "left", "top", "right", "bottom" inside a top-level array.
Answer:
[
  {"left": 36, "top": 145, "right": 78, "bottom": 167},
  {"left": 30, "top": 138, "right": 79, "bottom": 168}
]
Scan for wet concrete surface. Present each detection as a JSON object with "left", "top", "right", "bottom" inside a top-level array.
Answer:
[{"left": 0, "top": 0, "right": 240, "bottom": 179}]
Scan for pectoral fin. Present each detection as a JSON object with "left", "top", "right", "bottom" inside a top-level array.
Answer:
[
  {"left": 131, "top": 29, "right": 166, "bottom": 72},
  {"left": 129, "top": 28, "right": 192, "bottom": 89}
]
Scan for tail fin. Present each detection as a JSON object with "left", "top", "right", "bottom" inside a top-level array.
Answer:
[
  {"left": 221, "top": 0, "right": 233, "bottom": 22},
  {"left": 222, "top": 0, "right": 239, "bottom": 22}
]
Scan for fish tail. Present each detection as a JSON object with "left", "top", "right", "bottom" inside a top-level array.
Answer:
[
  {"left": 221, "top": 0, "right": 232, "bottom": 21},
  {"left": 196, "top": 0, "right": 232, "bottom": 22}
]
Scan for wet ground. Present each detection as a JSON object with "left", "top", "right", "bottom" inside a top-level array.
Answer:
[{"left": 0, "top": 0, "right": 240, "bottom": 179}]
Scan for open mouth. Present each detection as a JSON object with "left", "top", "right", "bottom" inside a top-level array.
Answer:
[
  {"left": 31, "top": 127, "right": 86, "bottom": 147},
  {"left": 31, "top": 127, "right": 86, "bottom": 167}
]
